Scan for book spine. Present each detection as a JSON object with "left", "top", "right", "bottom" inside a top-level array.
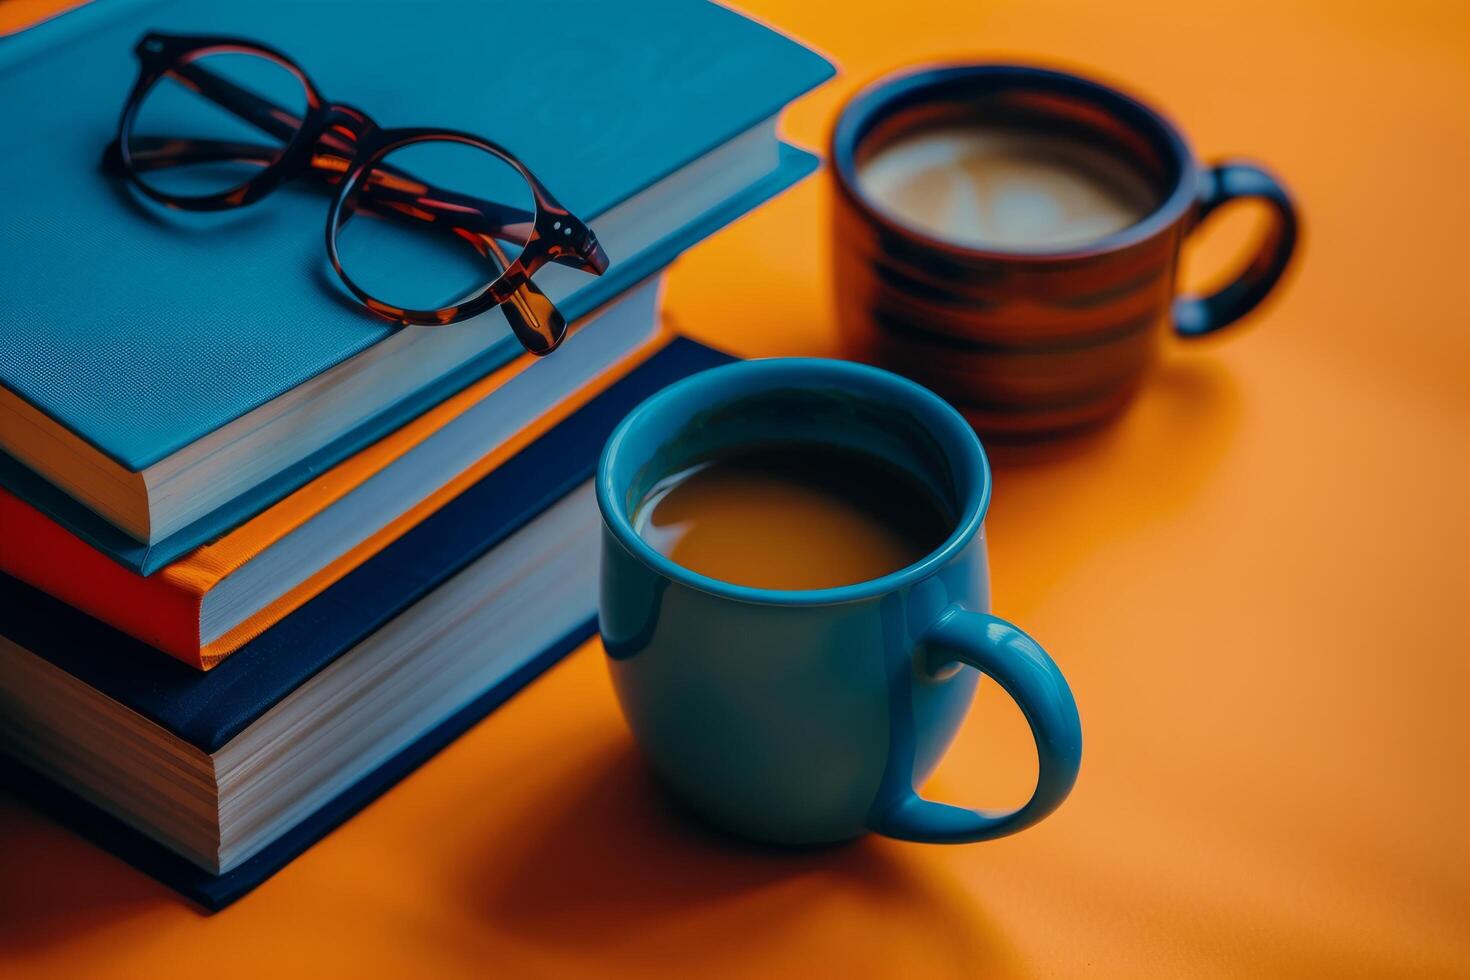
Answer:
[{"left": 0, "top": 491, "right": 204, "bottom": 666}]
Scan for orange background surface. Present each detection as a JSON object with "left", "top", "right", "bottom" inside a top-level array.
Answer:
[{"left": 3, "top": 0, "right": 1468, "bottom": 976}]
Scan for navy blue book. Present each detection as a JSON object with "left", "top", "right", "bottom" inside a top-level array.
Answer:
[
  {"left": 0, "top": 0, "right": 830, "bottom": 568},
  {"left": 0, "top": 337, "right": 734, "bottom": 911}
]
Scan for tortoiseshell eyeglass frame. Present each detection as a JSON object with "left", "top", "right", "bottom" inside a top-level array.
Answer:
[{"left": 102, "top": 32, "right": 610, "bottom": 356}]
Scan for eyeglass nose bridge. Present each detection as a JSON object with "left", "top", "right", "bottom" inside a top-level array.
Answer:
[{"left": 320, "top": 103, "right": 379, "bottom": 144}]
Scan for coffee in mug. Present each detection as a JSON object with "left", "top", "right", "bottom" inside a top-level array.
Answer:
[
  {"left": 635, "top": 443, "right": 953, "bottom": 590},
  {"left": 856, "top": 124, "right": 1159, "bottom": 251}
]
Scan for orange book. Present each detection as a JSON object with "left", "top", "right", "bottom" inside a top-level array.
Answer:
[{"left": 0, "top": 307, "right": 671, "bottom": 670}]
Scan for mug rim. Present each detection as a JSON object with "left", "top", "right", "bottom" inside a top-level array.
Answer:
[
  {"left": 596, "top": 357, "right": 992, "bottom": 608},
  {"left": 830, "top": 61, "right": 1200, "bottom": 262}
]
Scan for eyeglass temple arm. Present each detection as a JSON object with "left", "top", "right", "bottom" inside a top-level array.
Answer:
[
  {"left": 466, "top": 230, "right": 566, "bottom": 355},
  {"left": 170, "top": 57, "right": 299, "bottom": 145},
  {"left": 114, "top": 61, "right": 605, "bottom": 272},
  {"left": 117, "top": 130, "right": 566, "bottom": 352},
  {"left": 169, "top": 61, "right": 598, "bottom": 269},
  {"left": 123, "top": 135, "right": 537, "bottom": 249}
]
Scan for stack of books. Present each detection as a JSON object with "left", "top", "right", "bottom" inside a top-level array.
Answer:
[{"left": 0, "top": 0, "right": 831, "bottom": 909}]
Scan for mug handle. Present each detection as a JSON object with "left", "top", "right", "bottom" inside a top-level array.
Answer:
[
  {"left": 1173, "top": 160, "right": 1299, "bottom": 339},
  {"left": 869, "top": 607, "right": 1083, "bottom": 844}
]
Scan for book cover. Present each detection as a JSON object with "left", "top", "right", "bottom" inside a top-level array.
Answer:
[{"left": 0, "top": 0, "right": 830, "bottom": 555}]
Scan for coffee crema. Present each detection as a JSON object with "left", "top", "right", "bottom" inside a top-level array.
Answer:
[
  {"left": 857, "top": 124, "right": 1159, "bottom": 251},
  {"left": 634, "top": 443, "right": 953, "bottom": 591}
]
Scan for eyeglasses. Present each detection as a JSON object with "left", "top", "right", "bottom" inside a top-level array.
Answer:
[{"left": 103, "top": 32, "right": 610, "bottom": 356}]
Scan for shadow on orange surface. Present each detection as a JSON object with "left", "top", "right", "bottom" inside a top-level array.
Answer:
[
  {"left": 984, "top": 353, "right": 1242, "bottom": 598},
  {"left": 0, "top": 788, "right": 168, "bottom": 956},
  {"left": 467, "top": 744, "right": 1013, "bottom": 975},
  {"left": 988, "top": 353, "right": 1239, "bottom": 472}
]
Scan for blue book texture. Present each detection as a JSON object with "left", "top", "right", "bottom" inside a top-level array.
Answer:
[
  {"left": 0, "top": 337, "right": 735, "bottom": 910},
  {"left": 0, "top": 0, "right": 830, "bottom": 571}
]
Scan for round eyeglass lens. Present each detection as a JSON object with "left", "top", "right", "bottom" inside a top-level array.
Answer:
[
  {"left": 332, "top": 137, "right": 538, "bottom": 315},
  {"left": 127, "top": 50, "right": 309, "bottom": 199}
]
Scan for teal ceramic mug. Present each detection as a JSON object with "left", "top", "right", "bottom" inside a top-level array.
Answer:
[{"left": 597, "top": 358, "right": 1082, "bottom": 844}]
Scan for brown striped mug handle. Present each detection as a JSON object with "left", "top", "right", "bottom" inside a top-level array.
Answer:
[{"left": 1174, "top": 160, "right": 1300, "bottom": 338}]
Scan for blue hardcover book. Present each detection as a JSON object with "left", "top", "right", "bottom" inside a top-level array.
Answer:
[
  {"left": 0, "top": 0, "right": 830, "bottom": 566},
  {"left": 0, "top": 336, "right": 735, "bottom": 911}
]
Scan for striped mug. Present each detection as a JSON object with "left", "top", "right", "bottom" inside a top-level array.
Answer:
[{"left": 831, "top": 63, "right": 1298, "bottom": 437}]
